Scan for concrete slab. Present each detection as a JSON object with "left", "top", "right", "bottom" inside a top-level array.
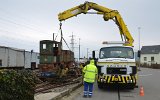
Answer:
[
  {"left": 34, "top": 82, "right": 82, "bottom": 100},
  {"left": 34, "top": 92, "right": 61, "bottom": 100}
]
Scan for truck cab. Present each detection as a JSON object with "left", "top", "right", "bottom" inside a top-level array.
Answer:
[{"left": 97, "top": 46, "right": 137, "bottom": 89}]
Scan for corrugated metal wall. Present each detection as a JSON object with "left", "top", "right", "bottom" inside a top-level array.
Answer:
[
  {"left": 24, "top": 51, "right": 39, "bottom": 68},
  {"left": 0, "top": 47, "right": 8, "bottom": 67},
  {"left": 8, "top": 48, "right": 25, "bottom": 67},
  {"left": 0, "top": 46, "right": 39, "bottom": 68}
]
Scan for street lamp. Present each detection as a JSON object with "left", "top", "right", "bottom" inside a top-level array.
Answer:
[
  {"left": 138, "top": 27, "right": 141, "bottom": 50},
  {"left": 138, "top": 27, "right": 141, "bottom": 70}
]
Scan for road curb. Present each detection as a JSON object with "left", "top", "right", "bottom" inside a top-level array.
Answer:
[{"left": 51, "top": 82, "right": 82, "bottom": 100}]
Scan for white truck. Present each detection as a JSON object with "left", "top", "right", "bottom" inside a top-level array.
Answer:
[
  {"left": 58, "top": 1, "right": 138, "bottom": 89},
  {"left": 94, "top": 42, "right": 137, "bottom": 89}
]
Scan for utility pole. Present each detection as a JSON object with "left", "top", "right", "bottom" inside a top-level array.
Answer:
[
  {"left": 79, "top": 38, "right": 81, "bottom": 62},
  {"left": 138, "top": 27, "right": 141, "bottom": 70},
  {"left": 87, "top": 48, "right": 89, "bottom": 60},
  {"left": 70, "top": 33, "right": 76, "bottom": 52}
]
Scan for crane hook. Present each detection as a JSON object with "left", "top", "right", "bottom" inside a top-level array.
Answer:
[{"left": 59, "top": 22, "right": 62, "bottom": 30}]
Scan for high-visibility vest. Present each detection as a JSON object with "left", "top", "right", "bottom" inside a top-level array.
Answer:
[{"left": 83, "top": 63, "right": 97, "bottom": 83}]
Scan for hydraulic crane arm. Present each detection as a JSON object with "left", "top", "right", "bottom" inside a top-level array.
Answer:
[{"left": 58, "top": 1, "right": 134, "bottom": 46}]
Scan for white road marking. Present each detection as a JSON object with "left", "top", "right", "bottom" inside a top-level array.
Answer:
[{"left": 139, "top": 74, "right": 152, "bottom": 77}]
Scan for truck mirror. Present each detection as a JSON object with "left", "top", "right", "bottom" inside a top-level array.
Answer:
[
  {"left": 138, "top": 50, "right": 141, "bottom": 57},
  {"left": 92, "top": 51, "right": 95, "bottom": 59}
]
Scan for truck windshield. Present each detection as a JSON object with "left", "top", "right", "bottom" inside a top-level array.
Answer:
[{"left": 100, "top": 47, "right": 134, "bottom": 59}]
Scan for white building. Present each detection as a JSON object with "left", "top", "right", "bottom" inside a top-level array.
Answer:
[
  {"left": 140, "top": 45, "right": 160, "bottom": 65},
  {"left": 24, "top": 51, "right": 39, "bottom": 69},
  {"left": 0, "top": 46, "right": 39, "bottom": 69}
]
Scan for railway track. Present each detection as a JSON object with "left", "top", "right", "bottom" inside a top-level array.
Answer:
[{"left": 35, "top": 76, "right": 82, "bottom": 94}]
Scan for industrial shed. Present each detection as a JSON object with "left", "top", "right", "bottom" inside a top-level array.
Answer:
[
  {"left": 24, "top": 51, "right": 39, "bottom": 69},
  {"left": 0, "top": 46, "right": 39, "bottom": 69}
]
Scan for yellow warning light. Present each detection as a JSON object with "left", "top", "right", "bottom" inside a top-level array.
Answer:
[{"left": 102, "top": 41, "right": 129, "bottom": 45}]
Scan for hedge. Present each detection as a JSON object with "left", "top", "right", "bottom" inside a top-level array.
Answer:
[{"left": 0, "top": 69, "right": 37, "bottom": 100}]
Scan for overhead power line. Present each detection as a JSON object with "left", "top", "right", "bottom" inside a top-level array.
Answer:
[
  {"left": 0, "top": 7, "right": 51, "bottom": 35},
  {"left": 0, "top": 17, "right": 51, "bottom": 35}
]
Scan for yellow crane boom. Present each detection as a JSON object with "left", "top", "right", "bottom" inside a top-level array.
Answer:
[{"left": 58, "top": 1, "right": 134, "bottom": 46}]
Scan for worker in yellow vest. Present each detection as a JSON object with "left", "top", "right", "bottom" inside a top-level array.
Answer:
[{"left": 83, "top": 59, "right": 98, "bottom": 98}]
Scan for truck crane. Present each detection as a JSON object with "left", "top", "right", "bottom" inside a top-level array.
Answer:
[{"left": 58, "top": 1, "right": 138, "bottom": 89}]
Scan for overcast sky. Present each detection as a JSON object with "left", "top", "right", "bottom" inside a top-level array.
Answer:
[{"left": 0, "top": 0, "right": 160, "bottom": 58}]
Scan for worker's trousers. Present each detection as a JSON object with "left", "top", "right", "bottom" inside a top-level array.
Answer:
[{"left": 83, "top": 81, "right": 93, "bottom": 96}]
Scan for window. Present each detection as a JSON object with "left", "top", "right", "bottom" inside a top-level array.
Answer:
[
  {"left": 99, "top": 47, "right": 134, "bottom": 59},
  {"left": 144, "top": 57, "right": 147, "bottom": 61},
  {"left": 43, "top": 44, "right": 46, "bottom": 49},
  {"left": 53, "top": 43, "right": 58, "bottom": 47},
  {"left": 151, "top": 57, "right": 154, "bottom": 62},
  {"left": 0, "top": 59, "right": 2, "bottom": 66}
]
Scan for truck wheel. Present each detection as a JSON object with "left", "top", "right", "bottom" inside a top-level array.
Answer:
[
  {"left": 98, "top": 83, "right": 103, "bottom": 89},
  {"left": 129, "top": 86, "right": 134, "bottom": 90}
]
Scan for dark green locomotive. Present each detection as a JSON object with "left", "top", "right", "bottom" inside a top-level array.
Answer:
[{"left": 38, "top": 40, "right": 74, "bottom": 78}]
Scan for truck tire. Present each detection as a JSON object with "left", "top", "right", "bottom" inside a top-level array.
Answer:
[{"left": 98, "top": 82, "right": 103, "bottom": 89}]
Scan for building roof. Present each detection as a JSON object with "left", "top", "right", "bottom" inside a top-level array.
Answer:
[
  {"left": 0, "top": 45, "right": 39, "bottom": 53},
  {"left": 0, "top": 45, "right": 25, "bottom": 52},
  {"left": 141, "top": 45, "right": 160, "bottom": 54}
]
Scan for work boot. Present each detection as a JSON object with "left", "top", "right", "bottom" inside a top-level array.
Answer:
[
  {"left": 83, "top": 95, "right": 87, "bottom": 98},
  {"left": 88, "top": 95, "right": 92, "bottom": 98}
]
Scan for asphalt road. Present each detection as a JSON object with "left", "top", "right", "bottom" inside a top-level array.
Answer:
[{"left": 64, "top": 68, "right": 160, "bottom": 100}]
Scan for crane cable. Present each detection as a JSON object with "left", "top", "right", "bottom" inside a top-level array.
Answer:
[{"left": 59, "top": 22, "right": 70, "bottom": 50}]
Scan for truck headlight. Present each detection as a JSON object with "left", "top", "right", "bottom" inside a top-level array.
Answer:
[{"left": 127, "top": 80, "right": 133, "bottom": 83}]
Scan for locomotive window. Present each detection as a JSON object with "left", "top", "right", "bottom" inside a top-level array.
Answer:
[
  {"left": 53, "top": 43, "right": 58, "bottom": 47},
  {"left": 43, "top": 44, "right": 46, "bottom": 49}
]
